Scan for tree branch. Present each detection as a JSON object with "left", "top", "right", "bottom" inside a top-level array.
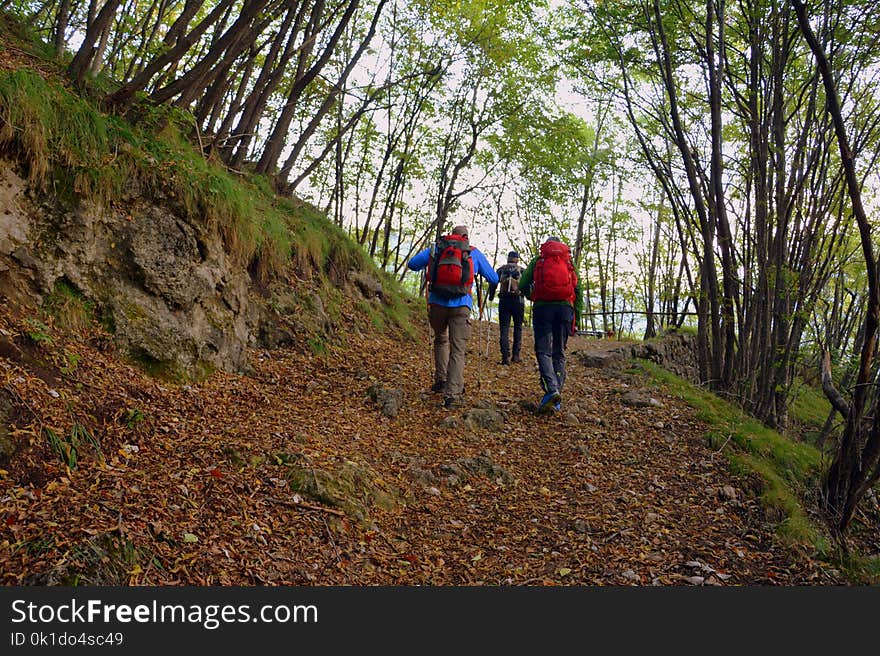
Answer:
[{"left": 821, "top": 351, "right": 850, "bottom": 418}]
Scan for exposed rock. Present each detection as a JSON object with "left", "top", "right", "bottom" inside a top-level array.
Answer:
[
  {"left": 410, "top": 466, "right": 436, "bottom": 486},
  {"left": 463, "top": 407, "right": 505, "bottom": 431},
  {"left": 0, "top": 161, "right": 260, "bottom": 378},
  {"left": 440, "top": 455, "right": 513, "bottom": 487},
  {"left": 308, "top": 292, "right": 332, "bottom": 333},
  {"left": 349, "top": 270, "right": 384, "bottom": 300},
  {"left": 286, "top": 459, "right": 399, "bottom": 524},
  {"left": 720, "top": 485, "right": 738, "bottom": 501},
  {"left": 630, "top": 333, "right": 700, "bottom": 383},
  {"left": 620, "top": 391, "right": 663, "bottom": 408},
  {"left": 621, "top": 569, "right": 641, "bottom": 583},
  {"left": 367, "top": 385, "right": 404, "bottom": 418},
  {"left": 577, "top": 350, "right": 627, "bottom": 369},
  {"left": 577, "top": 333, "right": 700, "bottom": 383}
]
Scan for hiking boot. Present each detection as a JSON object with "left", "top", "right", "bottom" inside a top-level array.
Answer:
[
  {"left": 553, "top": 401, "right": 561, "bottom": 412},
  {"left": 501, "top": 358, "right": 510, "bottom": 366},
  {"left": 431, "top": 380, "right": 446, "bottom": 393},
  {"left": 538, "top": 390, "right": 562, "bottom": 414},
  {"left": 443, "top": 396, "right": 461, "bottom": 410},
  {"left": 511, "top": 354, "right": 521, "bottom": 363}
]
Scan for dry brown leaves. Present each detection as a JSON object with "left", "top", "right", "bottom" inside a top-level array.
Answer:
[{"left": 0, "top": 307, "right": 837, "bottom": 586}]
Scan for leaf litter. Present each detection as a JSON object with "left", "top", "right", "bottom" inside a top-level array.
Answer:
[{"left": 0, "top": 310, "right": 838, "bottom": 585}]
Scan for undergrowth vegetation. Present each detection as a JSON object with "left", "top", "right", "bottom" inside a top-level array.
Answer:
[
  {"left": 637, "top": 360, "right": 880, "bottom": 582},
  {"left": 636, "top": 362, "right": 829, "bottom": 551}
]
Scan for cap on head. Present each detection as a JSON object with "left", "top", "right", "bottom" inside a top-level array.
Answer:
[
  {"left": 452, "top": 225, "right": 468, "bottom": 237},
  {"left": 508, "top": 251, "right": 520, "bottom": 262},
  {"left": 546, "top": 236, "right": 561, "bottom": 243}
]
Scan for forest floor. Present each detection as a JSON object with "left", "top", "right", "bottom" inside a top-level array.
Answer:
[{"left": 0, "top": 308, "right": 841, "bottom": 586}]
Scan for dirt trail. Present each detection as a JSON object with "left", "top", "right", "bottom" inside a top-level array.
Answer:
[{"left": 0, "top": 317, "right": 831, "bottom": 585}]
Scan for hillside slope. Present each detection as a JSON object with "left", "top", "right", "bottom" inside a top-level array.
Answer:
[{"left": 0, "top": 26, "right": 413, "bottom": 382}]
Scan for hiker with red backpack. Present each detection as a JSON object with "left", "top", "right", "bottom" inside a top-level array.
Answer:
[
  {"left": 519, "top": 237, "right": 584, "bottom": 414},
  {"left": 408, "top": 225, "right": 499, "bottom": 409}
]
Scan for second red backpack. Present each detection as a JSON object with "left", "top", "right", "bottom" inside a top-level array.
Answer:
[{"left": 532, "top": 240, "right": 577, "bottom": 303}]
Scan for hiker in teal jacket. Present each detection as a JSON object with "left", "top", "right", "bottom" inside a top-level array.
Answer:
[{"left": 519, "top": 237, "right": 584, "bottom": 413}]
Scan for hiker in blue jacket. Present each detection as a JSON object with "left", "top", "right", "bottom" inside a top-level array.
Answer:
[{"left": 408, "top": 225, "right": 498, "bottom": 409}]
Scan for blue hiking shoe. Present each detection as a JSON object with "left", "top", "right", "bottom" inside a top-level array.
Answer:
[
  {"left": 553, "top": 401, "right": 561, "bottom": 412},
  {"left": 539, "top": 391, "right": 562, "bottom": 414}
]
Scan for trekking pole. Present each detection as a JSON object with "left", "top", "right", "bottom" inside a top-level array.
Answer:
[
  {"left": 475, "top": 277, "right": 485, "bottom": 391},
  {"left": 486, "top": 300, "right": 493, "bottom": 359},
  {"left": 422, "top": 270, "right": 432, "bottom": 386}
]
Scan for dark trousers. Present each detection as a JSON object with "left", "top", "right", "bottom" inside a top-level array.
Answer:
[
  {"left": 498, "top": 295, "right": 524, "bottom": 361},
  {"left": 533, "top": 303, "right": 573, "bottom": 394}
]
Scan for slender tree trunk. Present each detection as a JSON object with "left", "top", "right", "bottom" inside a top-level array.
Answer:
[
  {"left": 67, "top": 0, "right": 122, "bottom": 85},
  {"left": 257, "top": 0, "right": 361, "bottom": 175},
  {"left": 644, "top": 188, "right": 663, "bottom": 339},
  {"left": 54, "top": 0, "right": 72, "bottom": 56}
]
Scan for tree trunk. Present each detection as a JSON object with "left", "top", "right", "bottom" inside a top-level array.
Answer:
[
  {"left": 54, "top": 0, "right": 72, "bottom": 57},
  {"left": 67, "top": 0, "right": 123, "bottom": 86},
  {"left": 257, "top": 0, "right": 361, "bottom": 175}
]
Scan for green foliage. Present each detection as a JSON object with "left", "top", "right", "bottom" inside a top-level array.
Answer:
[
  {"left": 307, "top": 336, "right": 328, "bottom": 356},
  {"left": 0, "top": 31, "right": 416, "bottom": 351},
  {"left": 0, "top": 69, "right": 134, "bottom": 197},
  {"left": 841, "top": 554, "right": 880, "bottom": 584},
  {"left": 0, "top": 69, "right": 284, "bottom": 278},
  {"left": 15, "top": 535, "right": 56, "bottom": 557},
  {"left": 43, "top": 278, "right": 95, "bottom": 334},
  {"left": 122, "top": 408, "right": 145, "bottom": 430},
  {"left": 23, "top": 318, "right": 53, "bottom": 346},
  {"left": 0, "top": 10, "right": 57, "bottom": 62},
  {"left": 61, "top": 533, "right": 151, "bottom": 586},
  {"left": 44, "top": 423, "right": 101, "bottom": 469},
  {"left": 788, "top": 377, "right": 833, "bottom": 444},
  {"left": 59, "top": 350, "right": 81, "bottom": 375}
]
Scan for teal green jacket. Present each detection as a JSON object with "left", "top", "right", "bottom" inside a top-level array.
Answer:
[{"left": 519, "top": 254, "right": 584, "bottom": 323}]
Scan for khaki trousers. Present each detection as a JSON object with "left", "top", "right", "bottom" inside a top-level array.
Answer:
[{"left": 428, "top": 304, "right": 472, "bottom": 398}]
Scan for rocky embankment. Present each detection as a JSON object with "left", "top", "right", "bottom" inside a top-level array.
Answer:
[{"left": 0, "top": 159, "right": 384, "bottom": 378}]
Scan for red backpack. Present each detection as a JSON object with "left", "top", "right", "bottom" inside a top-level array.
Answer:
[
  {"left": 532, "top": 240, "right": 577, "bottom": 303},
  {"left": 428, "top": 234, "right": 474, "bottom": 298}
]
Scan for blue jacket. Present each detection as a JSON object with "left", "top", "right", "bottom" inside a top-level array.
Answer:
[{"left": 408, "top": 244, "right": 499, "bottom": 309}]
